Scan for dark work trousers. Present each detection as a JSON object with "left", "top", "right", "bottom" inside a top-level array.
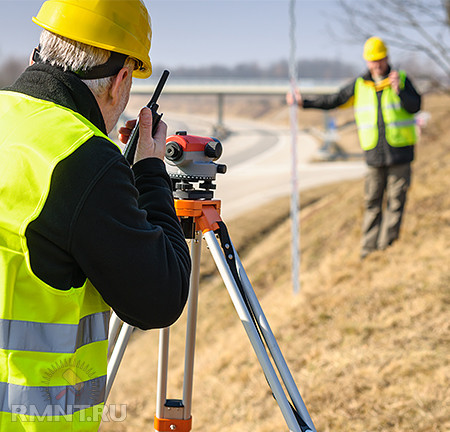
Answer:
[{"left": 361, "top": 163, "right": 412, "bottom": 257}]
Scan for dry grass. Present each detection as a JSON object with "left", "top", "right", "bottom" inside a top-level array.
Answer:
[{"left": 103, "top": 92, "right": 449, "bottom": 432}]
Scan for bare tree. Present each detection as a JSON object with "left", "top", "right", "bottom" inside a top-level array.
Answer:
[{"left": 337, "top": 0, "right": 450, "bottom": 82}]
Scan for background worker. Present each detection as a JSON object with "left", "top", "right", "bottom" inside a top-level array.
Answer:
[
  {"left": 0, "top": 0, "right": 190, "bottom": 429},
  {"left": 287, "top": 36, "right": 421, "bottom": 259}
]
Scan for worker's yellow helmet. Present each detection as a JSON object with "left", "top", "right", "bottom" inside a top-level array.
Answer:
[
  {"left": 363, "top": 37, "right": 388, "bottom": 62},
  {"left": 32, "top": 0, "right": 152, "bottom": 78}
]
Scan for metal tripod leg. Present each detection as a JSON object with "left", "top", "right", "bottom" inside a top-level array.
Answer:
[
  {"left": 105, "top": 317, "right": 134, "bottom": 400},
  {"left": 108, "top": 312, "right": 122, "bottom": 352},
  {"left": 234, "top": 243, "right": 315, "bottom": 431},
  {"left": 154, "top": 231, "right": 202, "bottom": 432},
  {"left": 203, "top": 229, "right": 316, "bottom": 432},
  {"left": 182, "top": 231, "right": 202, "bottom": 415}
]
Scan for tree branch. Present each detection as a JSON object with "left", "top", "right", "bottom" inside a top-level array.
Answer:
[{"left": 336, "top": 0, "right": 450, "bottom": 80}]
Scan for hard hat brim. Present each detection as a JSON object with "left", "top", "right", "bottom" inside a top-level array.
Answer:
[{"left": 32, "top": 0, "right": 152, "bottom": 79}]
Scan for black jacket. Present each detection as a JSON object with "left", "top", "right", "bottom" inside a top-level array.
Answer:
[
  {"left": 303, "top": 67, "right": 421, "bottom": 167},
  {"left": 5, "top": 63, "right": 191, "bottom": 329}
]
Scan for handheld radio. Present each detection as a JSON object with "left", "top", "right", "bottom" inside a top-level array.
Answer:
[{"left": 123, "top": 69, "right": 170, "bottom": 164}]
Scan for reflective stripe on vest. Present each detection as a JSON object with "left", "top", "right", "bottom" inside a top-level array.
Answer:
[
  {"left": 0, "top": 311, "right": 109, "bottom": 353},
  {"left": 354, "top": 70, "right": 417, "bottom": 151},
  {"left": 0, "top": 91, "right": 116, "bottom": 429},
  {"left": 0, "top": 376, "right": 105, "bottom": 415}
]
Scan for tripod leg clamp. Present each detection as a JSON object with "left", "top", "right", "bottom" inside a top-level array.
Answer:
[{"left": 154, "top": 415, "right": 192, "bottom": 432}]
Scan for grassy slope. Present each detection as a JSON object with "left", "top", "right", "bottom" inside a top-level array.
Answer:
[{"left": 104, "top": 92, "right": 449, "bottom": 432}]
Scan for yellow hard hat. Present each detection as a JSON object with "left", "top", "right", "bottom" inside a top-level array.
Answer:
[
  {"left": 32, "top": 0, "right": 152, "bottom": 78},
  {"left": 363, "top": 37, "right": 388, "bottom": 62}
]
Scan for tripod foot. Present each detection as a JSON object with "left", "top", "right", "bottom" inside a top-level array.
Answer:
[{"left": 154, "top": 414, "right": 192, "bottom": 432}]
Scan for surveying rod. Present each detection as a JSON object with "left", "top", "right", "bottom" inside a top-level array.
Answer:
[{"left": 288, "top": 0, "right": 301, "bottom": 295}]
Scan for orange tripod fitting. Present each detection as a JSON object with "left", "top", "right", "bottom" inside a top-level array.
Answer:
[
  {"left": 154, "top": 415, "right": 192, "bottom": 432},
  {"left": 174, "top": 199, "right": 222, "bottom": 234}
]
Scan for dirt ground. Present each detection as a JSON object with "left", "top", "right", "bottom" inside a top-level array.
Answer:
[{"left": 103, "top": 91, "right": 449, "bottom": 432}]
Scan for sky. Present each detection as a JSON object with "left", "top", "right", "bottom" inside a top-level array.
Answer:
[
  {"left": 0, "top": 0, "right": 441, "bottom": 77},
  {"left": 0, "top": 0, "right": 372, "bottom": 71}
]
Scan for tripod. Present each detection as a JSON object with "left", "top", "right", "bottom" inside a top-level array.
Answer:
[{"left": 106, "top": 132, "right": 316, "bottom": 432}]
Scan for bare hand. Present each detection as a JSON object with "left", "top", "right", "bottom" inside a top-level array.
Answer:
[
  {"left": 118, "top": 107, "right": 167, "bottom": 163},
  {"left": 118, "top": 119, "right": 137, "bottom": 145},
  {"left": 286, "top": 88, "right": 303, "bottom": 107},
  {"left": 389, "top": 70, "right": 400, "bottom": 94}
]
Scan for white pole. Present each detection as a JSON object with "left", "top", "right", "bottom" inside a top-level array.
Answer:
[{"left": 289, "top": 0, "right": 300, "bottom": 294}]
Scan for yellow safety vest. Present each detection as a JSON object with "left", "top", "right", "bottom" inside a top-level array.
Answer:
[
  {"left": 0, "top": 91, "right": 113, "bottom": 431},
  {"left": 354, "top": 70, "right": 417, "bottom": 151}
]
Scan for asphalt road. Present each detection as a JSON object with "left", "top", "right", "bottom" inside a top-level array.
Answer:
[{"left": 162, "top": 112, "right": 367, "bottom": 221}]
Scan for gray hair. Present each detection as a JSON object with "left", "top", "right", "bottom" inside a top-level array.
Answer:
[{"left": 38, "top": 29, "right": 134, "bottom": 98}]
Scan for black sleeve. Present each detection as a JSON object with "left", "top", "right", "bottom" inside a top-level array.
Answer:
[
  {"left": 399, "top": 77, "right": 421, "bottom": 114},
  {"left": 302, "top": 79, "right": 356, "bottom": 110},
  {"left": 67, "top": 141, "right": 191, "bottom": 329},
  {"left": 26, "top": 137, "right": 190, "bottom": 330}
]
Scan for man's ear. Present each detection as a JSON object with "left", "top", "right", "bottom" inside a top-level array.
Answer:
[{"left": 109, "top": 67, "right": 130, "bottom": 105}]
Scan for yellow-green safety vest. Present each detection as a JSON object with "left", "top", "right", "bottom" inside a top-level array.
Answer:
[
  {"left": 354, "top": 70, "right": 417, "bottom": 151},
  {"left": 0, "top": 91, "right": 113, "bottom": 431}
]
